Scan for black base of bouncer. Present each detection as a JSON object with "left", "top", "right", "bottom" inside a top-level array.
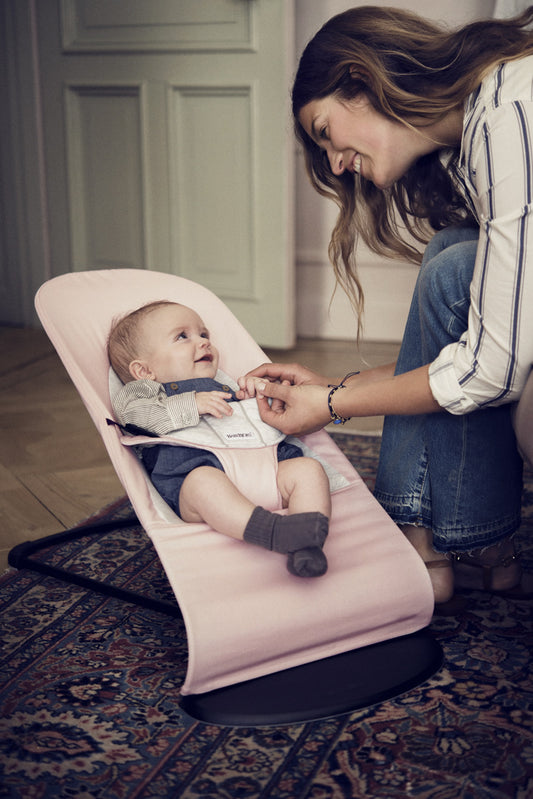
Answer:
[
  {"left": 9, "top": 521, "right": 443, "bottom": 728},
  {"left": 180, "top": 629, "right": 443, "bottom": 727}
]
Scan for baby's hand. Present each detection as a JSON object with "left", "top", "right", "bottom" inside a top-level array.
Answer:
[
  {"left": 236, "top": 375, "right": 290, "bottom": 412},
  {"left": 236, "top": 375, "right": 268, "bottom": 400},
  {"left": 195, "top": 391, "right": 233, "bottom": 418}
]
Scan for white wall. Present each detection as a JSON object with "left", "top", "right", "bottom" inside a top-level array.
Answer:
[{"left": 294, "top": 0, "right": 497, "bottom": 342}]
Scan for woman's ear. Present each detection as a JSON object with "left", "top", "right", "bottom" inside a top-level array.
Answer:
[
  {"left": 129, "top": 359, "right": 155, "bottom": 381},
  {"left": 348, "top": 66, "right": 372, "bottom": 99},
  {"left": 349, "top": 65, "right": 369, "bottom": 83}
]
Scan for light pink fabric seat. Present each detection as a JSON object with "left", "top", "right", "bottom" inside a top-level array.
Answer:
[{"left": 34, "top": 269, "right": 435, "bottom": 713}]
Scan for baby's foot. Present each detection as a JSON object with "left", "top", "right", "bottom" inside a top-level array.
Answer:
[{"left": 287, "top": 546, "right": 328, "bottom": 578}]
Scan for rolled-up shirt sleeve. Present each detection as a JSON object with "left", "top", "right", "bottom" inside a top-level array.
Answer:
[
  {"left": 113, "top": 379, "right": 200, "bottom": 434},
  {"left": 428, "top": 60, "right": 533, "bottom": 414}
]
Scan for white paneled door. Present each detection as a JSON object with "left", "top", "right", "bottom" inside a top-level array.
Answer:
[{"left": 34, "top": 0, "right": 295, "bottom": 347}]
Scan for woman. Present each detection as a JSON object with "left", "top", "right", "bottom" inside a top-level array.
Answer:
[{"left": 240, "top": 6, "right": 533, "bottom": 606}]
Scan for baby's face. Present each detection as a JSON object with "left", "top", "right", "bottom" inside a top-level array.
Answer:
[{"left": 136, "top": 304, "right": 219, "bottom": 383}]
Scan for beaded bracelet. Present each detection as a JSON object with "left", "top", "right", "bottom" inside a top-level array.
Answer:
[{"left": 327, "top": 371, "right": 360, "bottom": 425}]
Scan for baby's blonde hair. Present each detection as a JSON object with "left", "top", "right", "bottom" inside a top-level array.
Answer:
[{"left": 107, "top": 300, "right": 179, "bottom": 383}]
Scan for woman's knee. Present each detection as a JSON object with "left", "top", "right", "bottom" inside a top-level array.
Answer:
[
  {"left": 414, "top": 234, "right": 479, "bottom": 352},
  {"left": 418, "top": 237, "right": 478, "bottom": 312},
  {"left": 422, "top": 226, "right": 478, "bottom": 265}
]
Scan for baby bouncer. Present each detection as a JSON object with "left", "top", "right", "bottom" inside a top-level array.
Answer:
[{"left": 9, "top": 269, "right": 443, "bottom": 726}]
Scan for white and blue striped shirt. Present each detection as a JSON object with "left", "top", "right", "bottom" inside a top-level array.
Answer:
[{"left": 429, "top": 55, "right": 533, "bottom": 414}]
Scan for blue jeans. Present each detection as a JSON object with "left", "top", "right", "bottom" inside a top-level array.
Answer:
[{"left": 374, "top": 227, "right": 523, "bottom": 553}]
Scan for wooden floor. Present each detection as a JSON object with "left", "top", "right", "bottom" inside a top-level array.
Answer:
[{"left": 0, "top": 325, "right": 399, "bottom": 572}]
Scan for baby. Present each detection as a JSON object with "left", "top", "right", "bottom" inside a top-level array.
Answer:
[{"left": 107, "top": 300, "right": 331, "bottom": 577}]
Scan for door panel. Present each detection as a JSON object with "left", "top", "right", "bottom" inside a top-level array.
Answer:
[
  {"left": 61, "top": 0, "right": 254, "bottom": 52},
  {"left": 65, "top": 84, "right": 146, "bottom": 271},
  {"left": 36, "top": 0, "right": 295, "bottom": 347},
  {"left": 169, "top": 85, "right": 255, "bottom": 297}
]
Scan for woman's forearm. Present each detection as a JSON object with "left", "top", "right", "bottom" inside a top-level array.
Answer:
[
  {"left": 248, "top": 361, "right": 443, "bottom": 437},
  {"left": 333, "top": 364, "right": 442, "bottom": 418},
  {"left": 339, "top": 361, "right": 397, "bottom": 387}
]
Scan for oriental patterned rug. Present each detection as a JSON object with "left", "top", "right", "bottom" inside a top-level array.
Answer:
[{"left": 1, "top": 434, "right": 532, "bottom": 799}]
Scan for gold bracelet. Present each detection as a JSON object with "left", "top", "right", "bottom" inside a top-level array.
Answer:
[{"left": 327, "top": 371, "right": 360, "bottom": 425}]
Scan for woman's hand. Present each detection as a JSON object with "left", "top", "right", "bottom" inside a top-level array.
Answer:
[
  {"left": 252, "top": 381, "right": 331, "bottom": 436},
  {"left": 237, "top": 362, "right": 331, "bottom": 416}
]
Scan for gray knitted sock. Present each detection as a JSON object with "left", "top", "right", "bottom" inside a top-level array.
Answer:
[
  {"left": 287, "top": 546, "right": 328, "bottom": 578},
  {"left": 243, "top": 507, "right": 329, "bottom": 577}
]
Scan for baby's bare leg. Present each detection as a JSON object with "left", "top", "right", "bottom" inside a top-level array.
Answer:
[
  {"left": 179, "top": 466, "right": 255, "bottom": 539},
  {"left": 276, "top": 457, "right": 331, "bottom": 518}
]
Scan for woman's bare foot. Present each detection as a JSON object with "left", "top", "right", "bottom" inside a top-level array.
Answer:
[
  {"left": 402, "top": 524, "right": 454, "bottom": 604},
  {"left": 453, "top": 538, "right": 523, "bottom": 593}
]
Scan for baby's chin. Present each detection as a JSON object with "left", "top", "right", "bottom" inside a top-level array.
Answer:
[{"left": 194, "top": 362, "right": 218, "bottom": 379}]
